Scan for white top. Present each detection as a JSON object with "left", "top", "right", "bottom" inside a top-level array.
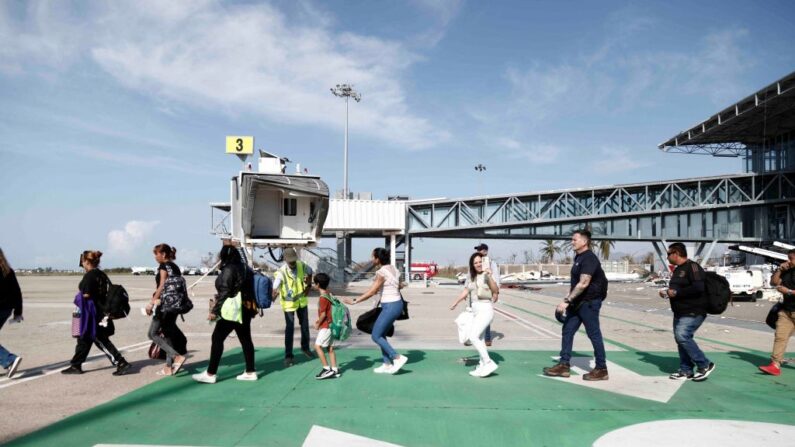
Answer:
[
  {"left": 464, "top": 272, "right": 494, "bottom": 301},
  {"left": 488, "top": 260, "right": 501, "bottom": 287},
  {"left": 376, "top": 265, "right": 402, "bottom": 303}
]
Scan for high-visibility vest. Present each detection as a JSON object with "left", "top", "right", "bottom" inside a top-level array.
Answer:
[{"left": 277, "top": 262, "right": 308, "bottom": 311}]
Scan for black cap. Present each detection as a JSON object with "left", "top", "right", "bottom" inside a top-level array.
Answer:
[
  {"left": 474, "top": 243, "right": 489, "bottom": 251},
  {"left": 555, "top": 309, "right": 566, "bottom": 323}
]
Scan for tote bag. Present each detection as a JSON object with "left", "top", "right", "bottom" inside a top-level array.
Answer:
[{"left": 220, "top": 292, "right": 243, "bottom": 323}]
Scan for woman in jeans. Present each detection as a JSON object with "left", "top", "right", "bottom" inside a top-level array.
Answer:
[
  {"left": 146, "top": 243, "right": 187, "bottom": 376},
  {"left": 193, "top": 245, "right": 257, "bottom": 384},
  {"left": 344, "top": 248, "right": 408, "bottom": 374},
  {"left": 0, "top": 248, "right": 23, "bottom": 378},
  {"left": 450, "top": 252, "right": 499, "bottom": 378}
]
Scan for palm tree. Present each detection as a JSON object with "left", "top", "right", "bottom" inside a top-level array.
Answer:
[
  {"left": 540, "top": 240, "right": 561, "bottom": 263},
  {"left": 596, "top": 239, "right": 616, "bottom": 260}
]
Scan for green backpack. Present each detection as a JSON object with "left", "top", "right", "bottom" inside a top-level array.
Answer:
[{"left": 324, "top": 293, "right": 352, "bottom": 341}]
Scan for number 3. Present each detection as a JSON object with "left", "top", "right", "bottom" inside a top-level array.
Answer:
[{"left": 236, "top": 138, "right": 243, "bottom": 152}]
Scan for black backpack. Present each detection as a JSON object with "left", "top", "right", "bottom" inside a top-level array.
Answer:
[
  {"left": 106, "top": 282, "right": 131, "bottom": 319},
  {"left": 704, "top": 271, "right": 731, "bottom": 315},
  {"left": 160, "top": 275, "right": 194, "bottom": 315}
]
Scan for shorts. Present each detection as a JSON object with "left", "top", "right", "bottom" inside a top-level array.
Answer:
[{"left": 315, "top": 328, "right": 333, "bottom": 348}]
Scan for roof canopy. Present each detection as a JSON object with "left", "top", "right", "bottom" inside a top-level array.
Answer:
[{"left": 659, "top": 70, "right": 795, "bottom": 155}]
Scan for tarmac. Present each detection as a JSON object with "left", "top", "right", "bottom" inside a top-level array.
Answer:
[{"left": 1, "top": 275, "right": 793, "bottom": 446}]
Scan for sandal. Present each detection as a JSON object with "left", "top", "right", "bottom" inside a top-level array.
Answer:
[
  {"left": 156, "top": 368, "right": 172, "bottom": 376},
  {"left": 171, "top": 356, "right": 186, "bottom": 376}
]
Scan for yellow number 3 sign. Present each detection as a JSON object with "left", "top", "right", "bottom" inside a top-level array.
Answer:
[{"left": 225, "top": 136, "right": 254, "bottom": 155}]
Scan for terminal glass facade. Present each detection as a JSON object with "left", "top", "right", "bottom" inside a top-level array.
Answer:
[{"left": 745, "top": 131, "right": 795, "bottom": 173}]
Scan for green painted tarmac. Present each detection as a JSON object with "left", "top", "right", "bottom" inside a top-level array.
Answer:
[{"left": 8, "top": 346, "right": 795, "bottom": 447}]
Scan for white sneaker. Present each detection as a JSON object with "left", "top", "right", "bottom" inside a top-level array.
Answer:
[
  {"left": 7, "top": 356, "right": 21, "bottom": 379},
  {"left": 389, "top": 355, "right": 408, "bottom": 375},
  {"left": 469, "top": 365, "right": 483, "bottom": 377},
  {"left": 373, "top": 363, "right": 391, "bottom": 374},
  {"left": 477, "top": 361, "right": 498, "bottom": 377},
  {"left": 236, "top": 371, "right": 258, "bottom": 381},
  {"left": 192, "top": 371, "right": 217, "bottom": 384}
]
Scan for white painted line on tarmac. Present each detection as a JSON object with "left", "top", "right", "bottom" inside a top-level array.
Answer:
[
  {"left": 303, "top": 425, "right": 403, "bottom": 447},
  {"left": 493, "top": 306, "right": 560, "bottom": 338},
  {"left": 0, "top": 341, "right": 151, "bottom": 389},
  {"left": 593, "top": 420, "right": 795, "bottom": 446}
]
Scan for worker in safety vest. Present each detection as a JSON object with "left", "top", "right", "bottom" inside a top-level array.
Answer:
[{"left": 272, "top": 248, "right": 314, "bottom": 366}]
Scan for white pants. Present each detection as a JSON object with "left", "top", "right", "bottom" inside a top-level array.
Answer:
[{"left": 470, "top": 301, "right": 494, "bottom": 364}]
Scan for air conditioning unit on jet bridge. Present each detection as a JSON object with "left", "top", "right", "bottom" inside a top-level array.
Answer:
[{"left": 211, "top": 151, "right": 329, "bottom": 247}]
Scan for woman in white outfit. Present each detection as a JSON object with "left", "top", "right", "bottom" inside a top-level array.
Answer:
[{"left": 450, "top": 252, "right": 499, "bottom": 377}]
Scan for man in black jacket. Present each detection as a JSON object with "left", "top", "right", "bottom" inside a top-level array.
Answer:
[{"left": 661, "top": 243, "right": 715, "bottom": 382}]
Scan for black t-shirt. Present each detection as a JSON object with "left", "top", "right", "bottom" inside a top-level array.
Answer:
[
  {"left": 79, "top": 268, "right": 110, "bottom": 314},
  {"left": 156, "top": 262, "right": 181, "bottom": 287},
  {"left": 570, "top": 250, "right": 608, "bottom": 301},
  {"left": 780, "top": 268, "right": 795, "bottom": 311}
]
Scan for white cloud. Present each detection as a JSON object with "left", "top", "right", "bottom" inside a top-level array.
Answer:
[
  {"left": 592, "top": 148, "right": 649, "bottom": 174},
  {"left": 107, "top": 220, "right": 160, "bottom": 255},
  {"left": 0, "top": 1, "right": 450, "bottom": 151}
]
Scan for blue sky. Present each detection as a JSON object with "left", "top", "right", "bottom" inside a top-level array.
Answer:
[{"left": 1, "top": 0, "right": 794, "bottom": 269}]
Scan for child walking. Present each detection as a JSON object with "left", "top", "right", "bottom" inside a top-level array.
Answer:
[{"left": 313, "top": 273, "right": 339, "bottom": 380}]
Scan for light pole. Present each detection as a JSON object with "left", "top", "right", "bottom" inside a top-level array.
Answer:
[
  {"left": 330, "top": 84, "right": 361, "bottom": 200},
  {"left": 475, "top": 163, "right": 486, "bottom": 235}
]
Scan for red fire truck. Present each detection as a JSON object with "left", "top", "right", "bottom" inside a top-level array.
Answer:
[{"left": 410, "top": 261, "right": 439, "bottom": 280}]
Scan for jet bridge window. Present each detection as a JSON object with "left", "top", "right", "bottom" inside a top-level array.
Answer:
[{"left": 283, "top": 198, "right": 297, "bottom": 216}]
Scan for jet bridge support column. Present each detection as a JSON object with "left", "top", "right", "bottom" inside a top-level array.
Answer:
[
  {"left": 336, "top": 232, "right": 351, "bottom": 281},
  {"left": 652, "top": 240, "right": 669, "bottom": 273}
]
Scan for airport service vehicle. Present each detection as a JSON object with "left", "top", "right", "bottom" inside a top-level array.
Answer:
[
  {"left": 410, "top": 261, "right": 438, "bottom": 280},
  {"left": 131, "top": 266, "right": 155, "bottom": 275}
]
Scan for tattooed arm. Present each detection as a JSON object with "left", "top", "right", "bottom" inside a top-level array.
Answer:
[{"left": 556, "top": 274, "right": 592, "bottom": 313}]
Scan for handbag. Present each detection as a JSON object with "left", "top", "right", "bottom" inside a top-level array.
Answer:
[
  {"left": 220, "top": 291, "right": 243, "bottom": 323},
  {"left": 356, "top": 307, "right": 395, "bottom": 337},
  {"left": 766, "top": 302, "right": 783, "bottom": 329},
  {"left": 455, "top": 310, "right": 475, "bottom": 344},
  {"left": 148, "top": 342, "right": 161, "bottom": 360},
  {"left": 396, "top": 298, "right": 410, "bottom": 321}
]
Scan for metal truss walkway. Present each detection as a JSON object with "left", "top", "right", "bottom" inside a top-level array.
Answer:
[{"left": 406, "top": 171, "right": 795, "bottom": 243}]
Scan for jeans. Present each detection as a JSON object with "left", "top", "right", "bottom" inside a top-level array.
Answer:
[
  {"left": 485, "top": 324, "right": 492, "bottom": 342},
  {"left": 148, "top": 313, "right": 180, "bottom": 367},
  {"left": 559, "top": 299, "right": 607, "bottom": 369},
  {"left": 372, "top": 300, "right": 403, "bottom": 364},
  {"left": 673, "top": 314, "right": 710, "bottom": 372},
  {"left": 0, "top": 308, "right": 17, "bottom": 369},
  {"left": 284, "top": 305, "right": 310, "bottom": 358},
  {"left": 208, "top": 313, "right": 255, "bottom": 375},
  {"left": 470, "top": 301, "right": 494, "bottom": 364}
]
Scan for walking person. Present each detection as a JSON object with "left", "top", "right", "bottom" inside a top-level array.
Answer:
[
  {"left": 543, "top": 230, "right": 609, "bottom": 381},
  {"left": 312, "top": 273, "right": 340, "bottom": 380},
  {"left": 343, "top": 248, "right": 409, "bottom": 374},
  {"left": 450, "top": 252, "right": 500, "bottom": 377},
  {"left": 661, "top": 242, "right": 716, "bottom": 381},
  {"left": 193, "top": 245, "right": 257, "bottom": 384},
  {"left": 759, "top": 249, "right": 795, "bottom": 376},
  {"left": 273, "top": 248, "right": 314, "bottom": 367},
  {"left": 62, "top": 251, "right": 131, "bottom": 376},
  {"left": 474, "top": 243, "right": 500, "bottom": 346},
  {"left": 0, "top": 248, "right": 24, "bottom": 378},
  {"left": 146, "top": 244, "right": 187, "bottom": 376}
]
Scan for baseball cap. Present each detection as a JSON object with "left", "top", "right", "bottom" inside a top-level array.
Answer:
[
  {"left": 283, "top": 248, "right": 298, "bottom": 262},
  {"left": 474, "top": 243, "right": 489, "bottom": 251},
  {"left": 554, "top": 308, "right": 567, "bottom": 323}
]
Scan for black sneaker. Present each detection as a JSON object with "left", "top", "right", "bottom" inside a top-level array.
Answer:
[
  {"left": 669, "top": 370, "right": 694, "bottom": 380},
  {"left": 692, "top": 362, "right": 715, "bottom": 382},
  {"left": 61, "top": 365, "right": 83, "bottom": 375},
  {"left": 302, "top": 349, "right": 315, "bottom": 359},
  {"left": 112, "top": 361, "right": 131, "bottom": 376},
  {"left": 333, "top": 369, "right": 341, "bottom": 378},
  {"left": 315, "top": 369, "right": 334, "bottom": 380},
  {"left": 284, "top": 357, "right": 294, "bottom": 367}
]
